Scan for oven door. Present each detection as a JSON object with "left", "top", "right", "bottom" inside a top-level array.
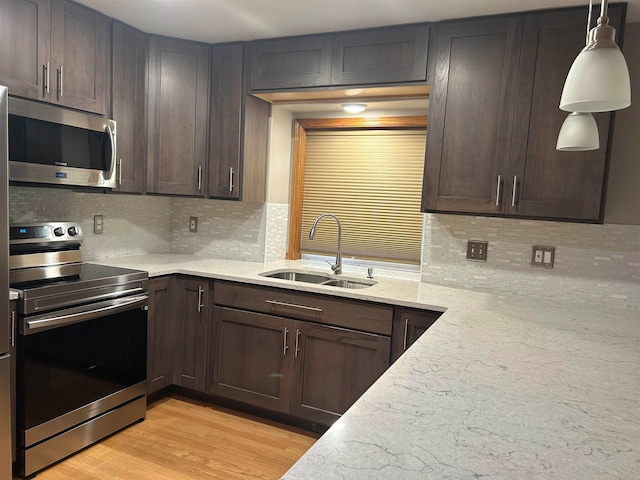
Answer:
[{"left": 17, "top": 294, "right": 148, "bottom": 450}]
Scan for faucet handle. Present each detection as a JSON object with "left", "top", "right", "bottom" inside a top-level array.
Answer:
[{"left": 367, "top": 267, "right": 374, "bottom": 279}]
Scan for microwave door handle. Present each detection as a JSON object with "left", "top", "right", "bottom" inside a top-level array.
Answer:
[{"left": 105, "top": 124, "right": 116, "bottom": 181}]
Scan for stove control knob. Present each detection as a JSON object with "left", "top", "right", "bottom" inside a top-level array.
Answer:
[
  {"left": 68, "top": 226, "right": 79, "bottom": 236},
  {"left": 53, "top": 227, "right": 65, "bottom": 237}
]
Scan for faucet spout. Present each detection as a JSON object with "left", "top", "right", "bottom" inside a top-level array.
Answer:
[{"left": 309, "top": 213, "right": 342, "bottom": 275}]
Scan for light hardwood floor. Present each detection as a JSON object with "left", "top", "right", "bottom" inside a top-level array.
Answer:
[{"left": 24, "top": 396, "right": 318, "bottom": 480}]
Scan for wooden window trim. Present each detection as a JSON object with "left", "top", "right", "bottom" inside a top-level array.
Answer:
[{"left": 286, "top": 116, "right": 428, "bottom": 260}]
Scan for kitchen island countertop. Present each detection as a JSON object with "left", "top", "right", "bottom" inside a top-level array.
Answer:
[{"left": 100, "top": 254, "right": 640, "bottom": 479}]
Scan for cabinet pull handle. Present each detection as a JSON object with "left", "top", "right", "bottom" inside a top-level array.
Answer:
[
  {"left": 511, "top": 175, "right": 518, "bottom": 207},
  {"left": 57, "top": 65, "right": 63, "bottom": 98},
  {"left": 10, "top": 310, "right": 15, "bottom": 348},
  {"left": 403, "top": 318, "right": 409, "bottom": 351},
  {"left": 198, "top": 166, "right": 202, "bottom": 191},
  {"left": 229, "top": 167, "right": 234, "bottom": 192},
  {"left": 283, "top": 327, "right": 289, "bottom": 355},
  {"left": 43, "top": 62, "right": 50, "bottom": 96},
  {"left": 495, "top": 174, "right": 502, "bottom": 206},
  {"left": 265, "top": 299, "right": 322, "bottom": 313},
  {"left": 295, "top": 329, "right": 301, "bottom": 357},
  {"left": 118, "top": 159, "right": 123, "bottom": 185},
  {"left": 197, "top": 286, "right": 204, "bottom": 313}
]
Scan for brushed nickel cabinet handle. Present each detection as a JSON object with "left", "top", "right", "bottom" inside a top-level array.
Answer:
[
  {"left": 43, "top": 62, "right": 50, "bottom": 96},
  {"left": 265, "top": 299, "right": 322, "bottom": 313},
  {"left": 57, "top": 65, "right": 63, "bottom": 98},
  {"left": 198, "top": 166, "right": 202, "bottom": 191},
  {"left": 295, "top": 329, "right": 301, "bottom": 357},
  {"left": 511, "top": 175, "right": 518, "bottom": 207},
  {"left": 495, "top": 174, "right": 502, "bottom": 206},
  {"left": 197, "top": 286, "right": 204, "bottom": 313},
  {"left": 118, "top": 159, "right": 123, "bottom": 185},
  {"left": 283, "top": 327, "right": 289, "bottom": 355},
  {"left": 10, "top": 310, "right": 15, "bottom": 348},
  {"left": 229, "top": 167, "right": 234, "bottom": 192},
  {"left": 403, "top": 318, "right": 409, "bottom": 351}
]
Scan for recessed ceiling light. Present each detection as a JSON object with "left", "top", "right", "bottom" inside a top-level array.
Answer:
[
  {"left": 344, "top": 89, "right": 363, "bottom": 96},
  {"left": 341, "top": 103, "right": 367, "bottom": 113}
]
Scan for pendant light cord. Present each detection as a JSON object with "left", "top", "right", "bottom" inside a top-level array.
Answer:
[{"left": 586, "top": 0, "right": 593, "bottom": 44}]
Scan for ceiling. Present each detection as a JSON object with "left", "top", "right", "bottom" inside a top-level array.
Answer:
[{"left": 74, "top": 0, "right": 640, "bottom": 44}]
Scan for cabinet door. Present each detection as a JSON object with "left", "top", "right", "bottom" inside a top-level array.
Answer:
[
  {"left": 249, "top": 35, "right": 333, "bottom": 90},
  {"left": 50, "top": 0, "right": 109, "bottom": 114},
  {"left": 422, "top": 18, "right": 521, "bottom": 215},
  {"left": 508, "top": 7, "right": 623, "bottom": 221},
  {"left": 0, "top": 0, "right": 50, "bottom": 100},
  {"left": 331, "top": 25, "right": 429, "bottom": 86},
  {"left": 212, "top": 307, "right": 293, "bottom": 412},
  {"left": 147, "top": 277, "right": 174, "bottom": 394},
  {"left": 9, "top": 300, "right": 16, "bottom": 463},
  {"left": 112, "top": 22, "right": 147, "bottom": 194},
  {"left": 173, "top": 277, "right": 209, "bottom": 392},
  {"left": 290, "top": 322, "right": 390, "bottom": 425},
  {"left": 391, "top": 308, "right": 440, "bottom": 362},
  {"left": 209, "top": 43, "right": 243, "bottom": 199},
  {"left": 147, "top": 37, "right": 209, "bottom": 196}
]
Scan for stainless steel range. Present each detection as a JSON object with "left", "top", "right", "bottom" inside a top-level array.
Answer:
[{"left": 9, "top": 222, "right": 148, "bottom": 478}]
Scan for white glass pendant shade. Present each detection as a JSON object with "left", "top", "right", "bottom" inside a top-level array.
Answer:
[
  {"left": 556, "top": 112, "right": 600, "bottom": 151},
  {"left": 560, "top": 18, "right": 631, "bottom": 113}
]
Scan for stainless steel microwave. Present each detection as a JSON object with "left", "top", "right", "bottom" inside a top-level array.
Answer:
[{"left": 8, "top": 98, "right": 116, "bottom": 189}]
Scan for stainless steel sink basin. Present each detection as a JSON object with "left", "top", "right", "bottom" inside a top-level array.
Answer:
[{"left": 259, "top": 269, "right": 376, "bottom": 289}]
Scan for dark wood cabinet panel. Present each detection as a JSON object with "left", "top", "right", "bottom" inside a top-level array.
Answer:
[
  {"left": 9, "top": 300, "right": 16, "bottom": 462},
  {"left": 249, "top": 35, "right": 333, "bottom": 90},
  {"left": 213, "top": 280, "right": 393, "bottom": 336},
  {"left": 0, "top": 0, "right": 109, "bottom": 114},
  {"left": 209, "top": 43, "right": 243, "bottom": 199},
  {"left": 422, "top": 17, "right": 522, "bottom": 215},
  {"left": 211, "top": 307, "right": 293, "bottom": 412},
  {"left": 0, "top": 0, "right": 50, "bottom": 99},
  {"left": 331, "top": 25, "right": 429, "bottom": 86},
  {"left": 147, "top": 277, "right": 175, "bottom": 394},
  {"left": 173, "top": 277, "right": 210, "bottom": 392},
  {"left": 146, "top": 37, "right": 209, "bottom": 196},
  {"left": 112, "top": 21, "right": 147, "bottom": 194},
  {"left": 391, "top": 307, "right": 440, "bottom": 362},
  {"left": 290, "top": 321, "right": 390, "bottom": 425},
  {"left": 508, "top": 7, "right": 623, "bottom": 221},
  {"left": 238, "top": 94, "right": 270, "bottom": 204}
]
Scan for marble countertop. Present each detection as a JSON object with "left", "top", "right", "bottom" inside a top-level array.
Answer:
[{"left": 98, "top": 254, "right": 640, "bottom": 479}]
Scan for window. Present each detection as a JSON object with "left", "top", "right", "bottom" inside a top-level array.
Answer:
[{"left": 287, "top": 117, "right": 427, "bottom": 265}]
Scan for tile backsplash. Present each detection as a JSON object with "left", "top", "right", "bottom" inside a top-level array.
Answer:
[{"left": 9, "top": 186, "right": 640, "bottom": 310}]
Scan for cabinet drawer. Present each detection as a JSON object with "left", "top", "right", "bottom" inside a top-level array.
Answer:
[{"left": 213, "top": 280, "right": 393, "bottom": 336}]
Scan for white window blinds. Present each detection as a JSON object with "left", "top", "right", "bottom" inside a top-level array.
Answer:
[{"left": 300, "top": 129, "right": 426, "bottom": 264}]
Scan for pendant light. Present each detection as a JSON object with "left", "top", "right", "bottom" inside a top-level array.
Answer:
[
  {"left": 559, "top": 0, "right": 631, "bottom": 113},
  {"left": 556, "top": 112, "right": 599, "bottom": 151}
]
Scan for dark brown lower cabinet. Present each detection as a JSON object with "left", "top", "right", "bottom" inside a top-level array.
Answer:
[
  {"left": 391, "top": 307, "right": 440, "bottom": 362},
  {"left": 211, "top": 307, "right": 292, "bottom": 412},
  {"left": 212, "top": 306, "right": 390, "bottom": 425},
  {"left": 290, "top": 322, "right": 390, "bottom": 425},
  {"left": 147, "top": 277, "right": 175, "bottom": 394},
  {"left": 173, "top": 277, "right": 210, "bottom": 392}
]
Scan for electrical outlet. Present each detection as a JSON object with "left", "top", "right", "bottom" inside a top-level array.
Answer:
[
  {"left": 531, "top": 245, "right": 555, "bottom": 268},
  {"left": 94, "top": 215, "right": 103, "bottom": 234},
  {"left": 189, "top": 216, "right": 198, "bottom": 233},
  {"left": 467, "top": 240, "right": 488, "bottom": 261}
]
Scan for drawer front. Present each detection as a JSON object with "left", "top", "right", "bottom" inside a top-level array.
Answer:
[{"left": 213, "top": 280, "right": 392, "bottom": 336}]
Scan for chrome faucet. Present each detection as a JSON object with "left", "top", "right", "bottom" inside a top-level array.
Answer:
[{"left": 309, "top": 213, "right": 342, "bottom": 275}]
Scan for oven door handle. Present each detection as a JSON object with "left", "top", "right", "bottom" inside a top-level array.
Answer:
[{"left": 24, "top": 294, "right": 149, "bottom": 334}]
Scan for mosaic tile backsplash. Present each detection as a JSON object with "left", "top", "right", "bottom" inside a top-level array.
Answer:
[{"left": 9, "top": 186, "right": 639, "bottom": 310}]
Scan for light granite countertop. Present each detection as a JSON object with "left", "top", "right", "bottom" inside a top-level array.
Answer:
[{"left": 99, "top": 254, "right": 640, "bottom": 479}]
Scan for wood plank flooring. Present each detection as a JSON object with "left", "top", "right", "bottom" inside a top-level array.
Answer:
[{"left": 26, "top": 396, "right": 318, "bottom": 480}]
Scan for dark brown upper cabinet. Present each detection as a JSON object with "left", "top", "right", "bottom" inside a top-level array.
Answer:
[
  {"left": 422, "top": 5, "right": 625, "bottom": 222},
  {"left": 146, "top": 37, "right": 209, "bottom": 196},
  {"left": 111, "top": 21, "right": 147, "bottom": 194},
  {"left": 0, "top": 0, "right": 110, "bottom": 115},
  {"left": 249, "top": 24, "right": 429, "bottom": 91}
]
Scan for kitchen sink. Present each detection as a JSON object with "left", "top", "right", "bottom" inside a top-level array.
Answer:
[{"left": 259, "top": 269, "right": 376, "bottom": 289}]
